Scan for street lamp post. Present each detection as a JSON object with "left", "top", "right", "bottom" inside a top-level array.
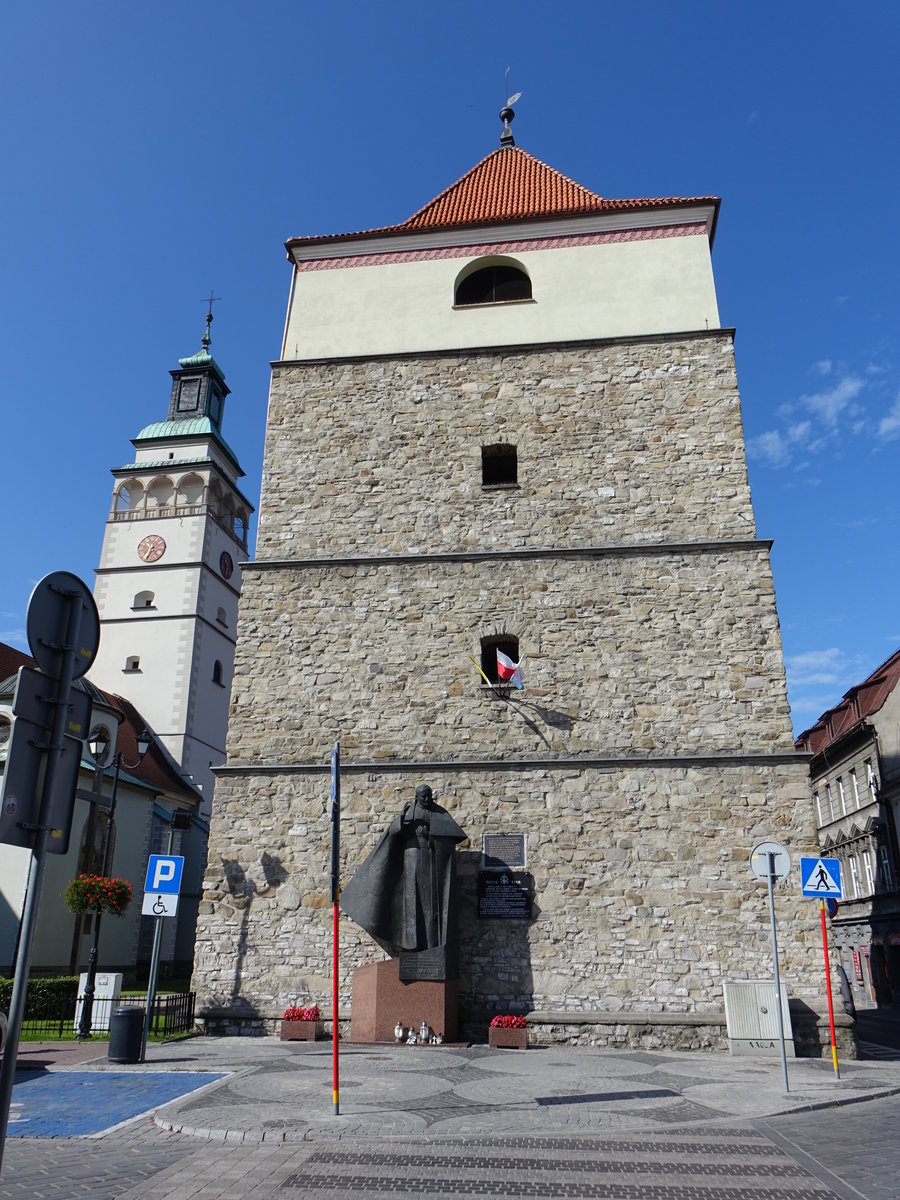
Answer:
[{"left": 77, "top": 727, "right": 151, "bottom": 1040}]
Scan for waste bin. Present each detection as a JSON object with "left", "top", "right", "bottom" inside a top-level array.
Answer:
[{"left": 108, "top": 1006, "right": 144, "bottom": 1063}]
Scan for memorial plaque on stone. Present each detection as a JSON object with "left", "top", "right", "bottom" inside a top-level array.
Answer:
[
  {"left": 477, "top": 870, "right": 532, "bottom": 920},
  {"left": 483, "top": 833, "right": 526, "bottom": 870}
]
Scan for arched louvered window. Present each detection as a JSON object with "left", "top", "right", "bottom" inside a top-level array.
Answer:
[{"left": 455, "top": 262, "right": 532, "bottom": 307}]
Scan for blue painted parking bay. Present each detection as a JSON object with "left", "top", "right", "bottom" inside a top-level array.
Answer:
[{"left": 8, "top": 1071, "right": 225, "bottom": 1137}]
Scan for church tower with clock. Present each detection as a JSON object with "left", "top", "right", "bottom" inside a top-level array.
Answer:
[{"left": 88, "top": 313, "right": 254, "bottom": 817}]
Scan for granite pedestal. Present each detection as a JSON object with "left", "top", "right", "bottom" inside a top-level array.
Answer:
[{"left": 350, "top": 959, "right": 458, "bottom": 1043}]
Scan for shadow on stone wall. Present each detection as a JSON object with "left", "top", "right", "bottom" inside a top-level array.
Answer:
[
  {"left": 505, "top": 698, "right": 576, "bottom": 747},
  {"left": 216, "top": 853, "right": 288, "bottom": 1016}
]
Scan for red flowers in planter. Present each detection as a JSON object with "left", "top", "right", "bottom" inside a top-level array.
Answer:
[
  {"left": 489, "top": 1014, "right": 527, "bottom": 1029},
  {"left": 283, "top": 1004, "right": 320, "bottom": 1022},
  {"left": 64, "top": 874, "right": 133, "bottom": 917}
]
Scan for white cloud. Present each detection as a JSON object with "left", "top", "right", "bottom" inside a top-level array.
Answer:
[
  {"left": 752, "top": 374, "right": 870, "bottom": 469},
  {"left": 0, "top": 627, "right": 28, "bottom": 652},
  {"left": 878, "top": 394, "right": 900, "bottom": 441},
  {"left": 799, "top": 376, "right": 864, "bottom": 426},
  {"left": 785, "top": 647, "right": 846, "bottom": 688},
  {"left": 787, "top": 420, "right": 810, "bottom": 443},
  {"left": 747, "top": 429, "right": 790, "bottom": 467}
]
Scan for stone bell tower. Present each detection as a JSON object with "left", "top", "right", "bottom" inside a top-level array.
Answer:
[
  {"left": 194, "top": 107, "right": 821, "bottom": 1045},
  {"left": 89, "top": 309, "right": 254, "bottom": 816}
]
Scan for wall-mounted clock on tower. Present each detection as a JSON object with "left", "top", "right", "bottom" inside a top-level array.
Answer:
[{"left": 137, "top": 534, "right": 166, "bottom": 563}]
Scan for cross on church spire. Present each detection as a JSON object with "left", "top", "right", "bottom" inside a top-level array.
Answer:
[{"left": 202, "top": 290, "right": 221, "bottom": 352}]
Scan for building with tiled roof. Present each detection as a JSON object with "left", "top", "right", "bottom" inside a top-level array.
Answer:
[
  {"left": 795, "top": 649, "right": 900, "bottom": 1011},
  {"left": 195, "top": 110, "right": 826, "bottom": 1050},
  {"left": 0, "top": 641, "right": 201, "bottom": 977}
]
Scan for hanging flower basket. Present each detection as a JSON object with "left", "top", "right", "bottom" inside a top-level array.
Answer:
[
  {"left": 488, "top": 1014, "right": 527, "bottom": 1049},
  {"left": 280, "top": 1004, "right": 324, "bottom": 1041},
  {"left": 64, "top": 874, "right": 133, "bottom": 917}
]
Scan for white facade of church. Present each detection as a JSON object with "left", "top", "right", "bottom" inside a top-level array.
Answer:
[{"left": 89, "top": 340, "right": 254, "bottom": 817}]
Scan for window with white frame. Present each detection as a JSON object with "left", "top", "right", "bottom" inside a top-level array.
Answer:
[
  {"left": 815, "top": 792, "right": 824, "bottom": 826},
  {"left": 851, "top": 769, "right": 860, "bottom": 808},
  {"left": 879, "top": 845, "right": 894, "bottom": 890},
  {"left": 864, "top": 851, "right": 876, "bottom": 895},
  {"left": 837, "top": 777, "right": 846, "bottom": 815},
  {"left": 826, "top": 781, "right": 835, "bottom": 821},
  {"left": 866, "top": 760, "right": 878, "bottom": 799},
  {"left": 849, "top": 856, "right": 860, "bottom": 898}
]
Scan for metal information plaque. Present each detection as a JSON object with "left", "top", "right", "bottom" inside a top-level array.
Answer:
[
  {"left": 477, "top": 870, "right": 532, "bottom": 920},
  {"left": 483, "top": 833, "right": 526, "bottom": 870}
]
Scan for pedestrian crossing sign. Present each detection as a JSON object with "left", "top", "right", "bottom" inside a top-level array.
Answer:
[{"left": 800, "top": 856, "right": 842, "bottom": 899}]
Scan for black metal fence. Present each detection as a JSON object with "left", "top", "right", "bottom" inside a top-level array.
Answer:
[{"left": 20, "top": 991, "right": 196, "bottom": 1039}]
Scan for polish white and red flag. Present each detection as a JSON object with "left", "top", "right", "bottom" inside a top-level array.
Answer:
[{"left": 496, "top": 650, "right": 524, "bottom": 689}]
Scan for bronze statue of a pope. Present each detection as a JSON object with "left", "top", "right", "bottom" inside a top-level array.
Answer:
[{"left": 340, "top": 784, "right": 466, "bottom": 981}]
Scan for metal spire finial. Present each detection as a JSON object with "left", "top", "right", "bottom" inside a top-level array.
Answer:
[
  {"left": 202, "top": 290, "right": 221, "bottom": 352},
  {"left": 500, "top": 67, "right": 522, "bottom": 148}
]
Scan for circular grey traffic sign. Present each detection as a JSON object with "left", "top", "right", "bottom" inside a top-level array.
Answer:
[
  {"left": 26, "top": 572, "right": 100, "bottom": 680},
  {"left": 750, "top": 840, "right": 791, "bottom": 882}
]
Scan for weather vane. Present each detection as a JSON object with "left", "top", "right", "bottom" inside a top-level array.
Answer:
[{"left": 500, "top": 67, "right": 522, "bottom": 148}]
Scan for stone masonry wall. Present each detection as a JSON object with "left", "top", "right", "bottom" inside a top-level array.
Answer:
[
  {"left": 224, "top": 548, "right": 793, "bottom": 768},
  {"left": 194, "top": 760, "right": 820, "bottom": 1021},
  {"left": 193, "top": 329, "right": 821, "bottom": 1040},
  {"left": 257, "top": 334, "right": 755, "bottom": 557}
]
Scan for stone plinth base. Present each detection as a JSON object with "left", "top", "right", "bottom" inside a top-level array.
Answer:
[{"left": 351, "top": 959, "right": 457, "bottom": 1043}]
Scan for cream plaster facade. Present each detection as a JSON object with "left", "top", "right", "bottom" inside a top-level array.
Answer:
[{"left": 283, "top": 218, "right": 719, "bottom": 360}]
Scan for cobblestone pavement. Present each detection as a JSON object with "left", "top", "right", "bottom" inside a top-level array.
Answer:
[
  {"left": 1, "top": 1116, "right": 886, "bottom": 1199},
  {"left": 2, "top": 1036, "right": 900, "bottom": 1198}
]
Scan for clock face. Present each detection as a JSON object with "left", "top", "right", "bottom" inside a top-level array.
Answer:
[
  {"left": 137, "top": 534, "right": 166, "bottom": 563},
  {"left": 219, "top": 551, "right": 234, "bottom": 580}
]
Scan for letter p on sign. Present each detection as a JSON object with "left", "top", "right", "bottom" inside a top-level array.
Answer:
[
  {"left": 144, "top": 854, "right": 184, "bottom": 896},
  {"left": 153, "top": 860, "right": 176, "bottom": 889}
]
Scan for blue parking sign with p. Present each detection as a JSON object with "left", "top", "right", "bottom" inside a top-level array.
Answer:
[{"left": 145, "top": 854, "right": 184, "bottom": 895}]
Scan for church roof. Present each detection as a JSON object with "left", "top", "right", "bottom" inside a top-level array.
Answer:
[
  {"left": 132, "top": 417, "right": 242, "bottom": 472},
  {"left": 287, "top": 146, "right": 719, "bottom": 252},
  {"left": 0, "top": 641, "right": 199, "bottom": 804},
  {"left": 795, "top": 647, "right": 900, "bottom": 756}
]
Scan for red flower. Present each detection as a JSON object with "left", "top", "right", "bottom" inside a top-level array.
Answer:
[
  {"left": 64, "top": 875, "right": 133, "bottom": 917},
  {"left": 489, "top": 1014, "right": 527, "bottom": 1029},
  {"left": 283, "top": 1004, "right": 320, "bottom": 1022}
]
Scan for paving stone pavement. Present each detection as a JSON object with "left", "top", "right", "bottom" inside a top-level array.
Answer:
[{"left": 3, "top": 1035, "right": 900, "bottom": 1198}]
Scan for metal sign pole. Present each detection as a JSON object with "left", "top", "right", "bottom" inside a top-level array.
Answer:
[
  {"left": 140, "top": 823, "right": 179, "bottom": 1063},
  {"left": 766, "top": 851, "right": 790, "bottom": 1094},
  {"left": 819, "top": 900, "right": 841, "bottom": 1079},
  {"left": 0, "top": 588, "right": 83, "bottom": 1176},
  {"left": 330, "top": 742, "right": 340, "bottom": 1117}
]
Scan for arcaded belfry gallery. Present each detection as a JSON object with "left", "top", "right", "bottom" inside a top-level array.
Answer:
[{"left": 194, "top": 116, "right": 828, "bottom": 1050}]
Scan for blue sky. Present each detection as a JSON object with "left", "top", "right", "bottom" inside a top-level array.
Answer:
[{"left": 2, "top": 1, "right": 897, "bottom": 734}]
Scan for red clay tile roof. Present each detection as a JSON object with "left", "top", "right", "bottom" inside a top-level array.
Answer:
[
  {"left": 0, "top": 643, "right": 31, "bottom": 684},
  {"left": 287, "top": 146, "right": 719, "bottom": 251},
  {"left": 0, "top": 641, "right": 198, "bottom": 804},
  {"left": 795, "top": 648, "right": 900, "bottom": 756}
]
